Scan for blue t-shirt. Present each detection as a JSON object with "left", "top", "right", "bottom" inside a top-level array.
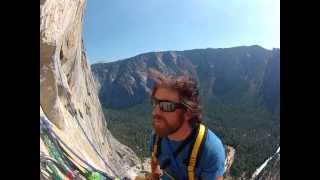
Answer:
[{"left": 150, "top": 127, "right": 225, "bottom": 180}]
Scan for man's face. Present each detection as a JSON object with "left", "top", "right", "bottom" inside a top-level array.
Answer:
[{"left": 152, "top": 87, "right": 186, "bottom": 137}]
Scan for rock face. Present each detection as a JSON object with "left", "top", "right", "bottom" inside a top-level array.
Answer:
[
  {"left": 256, "top": 156, "right": 280, "bottom": 180},
  {"left": 260, "top": 49, "right": 280, "bottom": 113},
  {"left": 251, "top": 147, "right": 280, "bottom": 180},
  {"left": 224, "top": 145, "right": 236, "bottom": 175},
  {"left": 40, "top": 0, "right": 140, "bottom": 178}
]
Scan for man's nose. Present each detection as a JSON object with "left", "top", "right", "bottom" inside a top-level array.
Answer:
[{"left": 152, "top": 104, "right": 161, "bottom": 116}]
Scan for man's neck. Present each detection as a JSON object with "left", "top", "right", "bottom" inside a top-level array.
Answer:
[{"left": 168, "top": 122, "right": 192, "bottom": 141}]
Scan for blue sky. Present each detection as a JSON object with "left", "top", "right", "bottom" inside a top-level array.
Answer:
[{"left": 83, "top": 0, "right": 280, "bottom": 64}]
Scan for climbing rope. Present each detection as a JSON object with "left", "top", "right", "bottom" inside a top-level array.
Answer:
[
  {"left": 41, "top": 128, "right": 77, "bottom": 179},
  {"left": 40, "top": 115, "right": 114, "bottom": 180},
  {"left": 40, "top": 155, "right": 65, "bottom": 180},
  {"left": 40, "top": 152, "right": 82, "bottom": 179},
  {"left": 52, "top": 51, "right": 121, "bottom": 178}
]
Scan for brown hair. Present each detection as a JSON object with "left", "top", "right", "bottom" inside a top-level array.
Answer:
[{"left": 148, "top": 68, "right": 202, "bottom": 126}]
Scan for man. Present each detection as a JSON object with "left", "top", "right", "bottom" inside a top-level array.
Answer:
[{"left": 148, "top": 69, "right": 225, "bottom": 180}]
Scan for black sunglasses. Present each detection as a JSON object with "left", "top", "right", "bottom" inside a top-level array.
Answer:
[{"left": 151, "top": 98, "right": 185, "bottom": 112}]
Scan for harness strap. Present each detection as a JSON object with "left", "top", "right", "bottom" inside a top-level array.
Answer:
[{"left": 187, "top": 124, "right": 206, "bottom": 180}]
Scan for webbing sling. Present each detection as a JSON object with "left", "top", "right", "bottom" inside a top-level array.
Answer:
[{"left": 152, "top": 123, "right": 207, "bottom": 180}]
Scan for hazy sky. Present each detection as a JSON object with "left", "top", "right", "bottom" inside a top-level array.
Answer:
[{"left": 83, "top": 0, "right": 280, "bottom": 64}]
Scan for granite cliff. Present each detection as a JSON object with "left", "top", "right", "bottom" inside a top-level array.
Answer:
[{"left": 40, "top": 0, "right": 140, "bottom": 179}]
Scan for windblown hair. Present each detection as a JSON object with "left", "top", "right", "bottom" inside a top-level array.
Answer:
[{"left": 148, "top": 68, "right": 202, "bottom": 126}]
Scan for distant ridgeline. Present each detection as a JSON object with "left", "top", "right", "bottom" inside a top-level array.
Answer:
[{"left": 92, "top": 46, "right": 280, "bottom": 179}]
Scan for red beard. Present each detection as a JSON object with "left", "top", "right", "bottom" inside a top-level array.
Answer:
[{"left": 152, "top": 115, "right": 184, "bottom": 137}]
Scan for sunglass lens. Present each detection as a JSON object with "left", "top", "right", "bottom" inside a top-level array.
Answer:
[{"left": 160, "top": 102, "right": 175, "bottom": 112}]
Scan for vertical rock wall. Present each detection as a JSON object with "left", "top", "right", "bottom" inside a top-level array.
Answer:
[{"left": 40, "top": 0, "right": 141, "bottom": 178}]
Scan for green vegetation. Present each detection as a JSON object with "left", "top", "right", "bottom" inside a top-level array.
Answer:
[
  {"left": 103, "top": 100, "right": 153, "bottom": 159},
  {"left": 201, "top": 92, "right": 279, "bottom": 178}
]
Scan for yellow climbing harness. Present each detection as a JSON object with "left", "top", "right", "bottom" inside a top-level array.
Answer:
[{"left": 188, "top": 123, "right": 205, "bottom": 180}]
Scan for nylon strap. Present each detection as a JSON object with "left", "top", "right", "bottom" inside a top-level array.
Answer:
[{"left": 187, "top": 123, "right": 205, "bottom": 180}]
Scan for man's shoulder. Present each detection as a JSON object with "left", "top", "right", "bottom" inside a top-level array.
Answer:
[
  {"left": 202, "top": 128, "right": 225, "bottom": 158},
  {"left": 205, "top": 129, "right": 223, "bottom": 146},
  {"left": 195, "top": 127, "right": 226, "bottom": 177}
]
